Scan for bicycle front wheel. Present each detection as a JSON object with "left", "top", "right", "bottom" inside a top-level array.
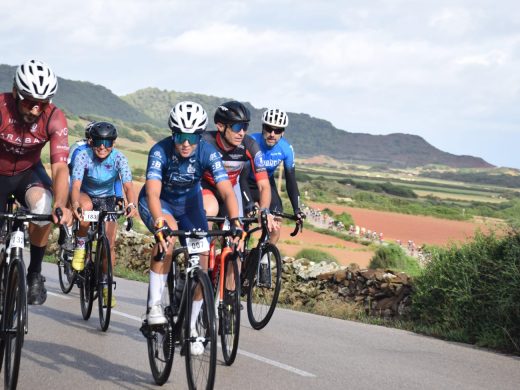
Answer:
[
  {"left": 58, "top": 248, "right": 76, "bottom": 294},
  {"left": 96, "top": 237, "right": 112, "bottom": 332},
  {"left": 220, "top": 252, "right": 241, "bottom": 365},
  {"left": 79, "top": 245, "right": 94, "bottom": 320},
  {"left": 246, "top": 244, "right": 282, "bottom": 330},
  {"left": 185, "top": 269, "right": 217, "bottom": 390},
  {"left": 146, "top": 272, "right": 175, "bottom": 385},
  {"left": 3, "top": 259, "right": 26, "bottom": 389}
]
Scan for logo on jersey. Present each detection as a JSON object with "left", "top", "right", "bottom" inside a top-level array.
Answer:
[
  {"left": 30, "top": 123, "right": 38, "bottom": 133},
  {"left": 153, "top": 151, "right": 161, "bottom": 157},
  {"left": 218, "top": 105, "right": 229, "bottom": 111},
  {"left": 254, "top": 152, "right": 265, "bottom": 167},
  {"left": 187, "top": 164, "right": 196, "bottom": 174}
]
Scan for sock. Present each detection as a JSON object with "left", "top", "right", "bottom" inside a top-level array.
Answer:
[
  {"left": 75, "top": 236, "right": 86, "bottom": 249},
  {"left": 148, "top": 271, "right": 168, "bottom": 307},
  {"left": 28, "top": 244, "right": 46, "bottom": 274},
  {"left": 190, "top": 299, "right": 203, "bottom": 330}
]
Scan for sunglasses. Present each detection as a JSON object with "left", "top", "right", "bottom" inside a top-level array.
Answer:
[
  {"left": 263, "top": 124, "right": 285, "bottom": 135},
  {"left": 228, "top": 122, "right": 249, "bottom": 133},
  {"left": 17, "top": 91, "right": 50, "bottom": 112},
  {"left": 174, "top": 132, "right": 200, "bottom": 145},
  {"left": 92, "top": 139, "right": 114, "bottom": 148}
]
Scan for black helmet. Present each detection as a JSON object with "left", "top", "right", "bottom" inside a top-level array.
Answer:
[
  {"left": 84, "top": 121, "right": 95, "bottom": 139},
  {"left": 214, "top": 101, "right": 250, "bottom": 125},
  {"left": 89, "top": 121, "right": 118, "bottom": 140}
]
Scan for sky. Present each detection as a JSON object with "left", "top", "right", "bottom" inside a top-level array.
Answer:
[{"left": 2, "top": 0, "right": 520, "bottom": 168}]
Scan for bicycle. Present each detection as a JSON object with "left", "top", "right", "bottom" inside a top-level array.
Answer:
[
  {"left": 241, "top": 210, "right": 303, "bottom": 330},
  {"left": 76, "top": 208, "right": 132, "bottom": 332},
  {"left": 140, "top": 227, "right": 235, "bottom": 389},
  {"left": 0, "top": 195, "right": 57, "bottom": 389},
  {"left": 207, "top": 216, "right": 242, "bottom": 366}
]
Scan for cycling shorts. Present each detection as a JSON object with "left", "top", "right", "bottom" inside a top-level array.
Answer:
[
  {"left": 138, "top": 187, "right": 209, "bottom": 246},
  {"left": 91, "top": 196, "right": 117, "bottom": 222},
  {"left": 0, "top": 161, "right": 52, "bottom": 212}
]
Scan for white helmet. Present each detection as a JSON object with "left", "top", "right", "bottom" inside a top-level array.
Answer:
[
  {"left": 262, "top": 108, "right": 289, "bottom": 128},
  {"left": 168, "top": 101, "right": 208, "bottom": 134},
  {"left": 14, "top": 59, "right": 58, "bottom": 100}
]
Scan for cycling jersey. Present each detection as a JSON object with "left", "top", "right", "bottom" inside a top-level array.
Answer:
[
  {"left": 145, "top": 137, "right": 228, "bottom": 204},
  {"left": 201, "top": 131, "right": 267, "bottom": 187},
  {"left": 0, "top": 93, "right": 69, "bottom": 176},
  {"left": 71, "top": 148, "right": 132, "bottom": 198},
  {"left": 240, "top": 133, "right": 300, "bottom": 214},
  {"left": 68, "top": 139, "right": 123, "bottom": 198}
]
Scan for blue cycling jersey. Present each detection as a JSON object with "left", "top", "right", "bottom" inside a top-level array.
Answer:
[
  {"left": 69, "top": 140, "right": 123, "bottom": 197},
  {"left": 145, "top": 137, "right": 228, "bottom": 203},
  {"left": 71, "top": 148, "right": 132, "bottom": 197},
  {"left": 249, "top": 133, "right": 295, "bottom": 178}
]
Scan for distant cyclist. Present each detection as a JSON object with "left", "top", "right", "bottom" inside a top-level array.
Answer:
[
  {"left": 0, "top": 59, "right": 73, "bottom": 305},
  {"left": 240, "top": 108, "right": 305, "bottom": 244},
  {"left": 138, "top": 101, "right": 241, "bottom": 355},
  {"left": 70, "top": 121, "right": 137, "bottom": 307},
  {"left": 202, "top": 101, "right": 276, "bottom": 231}
]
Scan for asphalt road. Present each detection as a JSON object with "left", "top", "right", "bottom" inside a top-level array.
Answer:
[{"left": 12, "top": 262, "right": 520, "bottom": 389}]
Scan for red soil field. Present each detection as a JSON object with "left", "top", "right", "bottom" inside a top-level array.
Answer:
[{"left": 308, "top": 202, "right": 501, "bottom": 246}]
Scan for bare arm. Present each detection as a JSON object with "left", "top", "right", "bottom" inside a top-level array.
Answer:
[
  {"left": 256, "top": 177, "right": 272, "bottom": 210},
  {"left": 216, "top": 179, "right": 239, "bottom": 219},
  {"left": 123, "top": 181, "right": 137, "bottom": 217},
  {"left": 51, "top": 162, "right": 73, "bottom": 224}
]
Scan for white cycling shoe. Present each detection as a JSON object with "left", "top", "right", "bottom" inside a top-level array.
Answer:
[
  {"left": 190, "top": 329, "right": 205, "bottom": 356},
  {"left": 147, "top": 304, "right": 167, "bottom": 326}
]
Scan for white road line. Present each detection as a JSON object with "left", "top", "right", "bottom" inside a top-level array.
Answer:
[
  {"left": 111, "top": 309, "right": 316, "bottom": 378},
  {"left": 236, "top": 348, "right": 316, "bottom": 377}
]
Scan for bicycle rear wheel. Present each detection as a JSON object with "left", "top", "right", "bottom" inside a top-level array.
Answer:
[
  {"left": 3, "top": 259, "right": 26, "bottom": 389},
  {"left": 79, "top": 245, "right": 94, "bottom": 320},
  {"left": 220, "top": 253, "right": 240, "bottom": 365},
  {"left": 96, "top": 237, "right": 112, "bottom": 331},
  {"left": 185, "top": 269, "right": 217, "bottom": 390},
  {"left": 0, "top": 256, "right": 8, "bottom": 372},
  {"left": 146, "top": 271, "right": 175, "bottom": 385},
  {"left": 57, "top": 247, "right": 76, "bottom": 294},
  {"left": 246, "top": 244, "right": 282, "bottom": 330}
]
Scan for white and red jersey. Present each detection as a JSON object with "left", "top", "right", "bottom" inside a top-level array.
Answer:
[{"left": 0, "top": 93, "right": 69, "bottom": 176}]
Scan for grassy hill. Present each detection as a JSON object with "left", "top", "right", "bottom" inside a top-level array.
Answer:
[
  {"left": 1, "top": 64, "right": 493, "bottom": 168},
  {"left": 122, "top": 88, "right": 493, "bottom": 169}
]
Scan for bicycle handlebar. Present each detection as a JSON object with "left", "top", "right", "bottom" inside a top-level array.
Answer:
[
  {"left": 271, "top": 210, "right": 304, "bottom": 237},
  {"left": 0, "top": 210, "right": 55, "bottom": 223}
]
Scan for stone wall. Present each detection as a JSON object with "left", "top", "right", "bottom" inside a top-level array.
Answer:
[{"left": 49, "top": 227, "right": 413, "bottom": 318}]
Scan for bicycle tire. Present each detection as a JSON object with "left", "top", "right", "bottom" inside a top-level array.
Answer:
[
  {"left": 79, "top": 244, "right": 94, "bottom": 320},
  {"left": 185, "top": 269, "right": 217, "bottom": 390},
  {"left": 3, "top": 259, "right": 25, "bottom": 389},
  {"left": 96, "top": 236, "right": 112, "bottom": 331},
  {"left": 146, "top": 270, "right": 175, "bottom": 385},
  {"left": 220, "top": 252, "right": 240, "bottom": 365},
  {"left": 57, "top": 248, "right": 76, "bottom": 294},
  {"left": 0, "top": 254, "right": 8, "bottom": 372},
  {"left": 246, "top": 244, "right": 282, "bottom": 330}
]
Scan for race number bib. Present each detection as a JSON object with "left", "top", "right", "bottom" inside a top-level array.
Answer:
[
  {"left": 10, "top": 231, "right": 25, "bottom": 249},
  {"left": 186, "top": 237, "right": 209, "bottom": 254},
  {"left": 83, "top": 210, "right": 100, "bottom": 222}
]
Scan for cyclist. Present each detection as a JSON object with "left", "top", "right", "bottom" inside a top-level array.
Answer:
[
  {"left": 69, "top": 121, "right": 137, "bottom": 307},
  {"left": 240, "top": 108, "right": 305, "bottom": 245},
  {"left": 0, "top": 59, "right": 73, "bottom": 305},
  {"left": 202, "top": 101, "right": 276, "bottom": 229},
  {"left": 138, "top": 101, "right": 241, "bottom": 355},
  {"left": 69, "top": 122, "right": 124, "bottom": 205}
]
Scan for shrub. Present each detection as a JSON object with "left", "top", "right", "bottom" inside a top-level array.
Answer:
[
  {"left": 369, "top": 244, "right": 421, "bottom": 276},
  {"left": 412, "top": 230, "right": 520, "bottom": 353},
  {"left": 294, "top": 248, "right": 338, "bottom": 263}
]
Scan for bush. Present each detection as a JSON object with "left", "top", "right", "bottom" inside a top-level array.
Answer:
[
  {"left": 335, "top": 212, "right": 354, "bottom": 227},
  {"left": 369, "top": 244, "right": 421, "bottom": 276},
  {"left": 412, "top": 231, "right": 520, "bottom": 353},
  {"left": 294, "top": 248, "right": 337, "bottom": 263}
]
